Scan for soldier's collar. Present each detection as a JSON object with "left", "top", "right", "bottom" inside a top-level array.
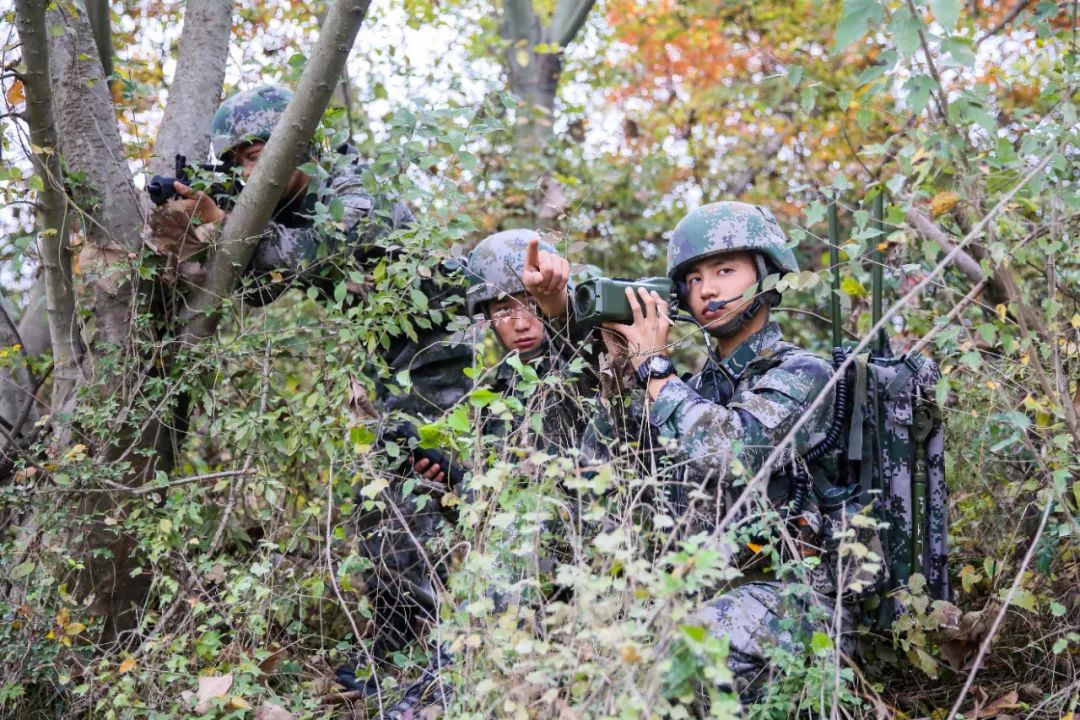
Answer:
[{"left": 712, "top": 321, "right": 784, "bottom": 380}]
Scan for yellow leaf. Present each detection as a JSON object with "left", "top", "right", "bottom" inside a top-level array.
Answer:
[
  {"left": 359, "top": 476, "right": 388, "bottom": 499},
  {"left": 619, "top": 641, "right": 642, "bottom": 664},
  {"left": 55, "top": 607, "right": 70, "bottom": 627},
  {"left": 63, "top": 443, "right": 87, "bottom": 461},
  {"left": 515, "top": 48, "right": 530, "bottom": 67},
  {"left": 118, "top": 657, "right": 136, "bottom": 674},
  {"left": 228, "top": 697, "right": 251, "bottom": 710},
  {"left": 1071, "top": 313, "right": 1080, "bottom": 329},
  {"left": 930, "top": 191, "right": 961, "bottom": 218},
  {"left": 6, "top": 79, "right": 25, "bottom": 106},
  {"left": 65, "top": 622, "right": 86, "bottom": 636},
  {"left": 996, "top": 304, "right": 1007, "bottom": 322}
]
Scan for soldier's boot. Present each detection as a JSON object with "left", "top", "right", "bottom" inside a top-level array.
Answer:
[
  {"left": 377, "top": 646, "right": 454, "bottom": 720},
  {"left": 334, "top": 657, "right": 381, "bottom": 695}
]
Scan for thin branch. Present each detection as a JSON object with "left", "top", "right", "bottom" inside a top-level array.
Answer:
[
  {"left": 906, "top": 209, "right": 986, "bottom": 284},
  {"left": 551, "top": 0, "right": 597, "bottom": 47},
  {"left": 944, "top": 497, "right": 1054, "bottom": 720},
  {"left": 976, "top": 0, "right": 1035, "bottom": 44},
  {"left": 714, "top": 149, "right": 1057, "bottom": 536},
  {"left": 178, "top": 0, "right": 372, "bottom": 344}
]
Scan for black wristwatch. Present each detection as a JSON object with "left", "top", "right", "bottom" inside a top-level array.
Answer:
[{"left": 635, "top": 354, "right": 676, "bottom": 386}]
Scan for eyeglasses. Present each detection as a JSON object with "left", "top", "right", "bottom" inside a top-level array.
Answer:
[{"left": 489, "top": 299, "right": 539, "bottom": 322}]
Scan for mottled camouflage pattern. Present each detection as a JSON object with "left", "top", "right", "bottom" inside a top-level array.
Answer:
[
  {"left": 650, "top": 322, "right": 839, "bottom": 518},
  {"left": 668, "top": 201, "right": 799, "bottom": 280},
  {"left": 693, "top": 581, "right": 853, "bottom": 702},
  {"left": 465, "top": 230, "right": 558, "bottom": 316},
  {"left": 242, "top": 155, "right": 416, "bottom": 291},
  {"left": 211, "top": 84, "right": 292, "bottom": 158},
  {"left": 849, "top": 351, "right": 949, "bottom": 625}
]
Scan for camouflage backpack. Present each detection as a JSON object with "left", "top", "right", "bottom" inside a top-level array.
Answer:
[{"left": 834, "top": 346, "right": 949, "bottom": 626}]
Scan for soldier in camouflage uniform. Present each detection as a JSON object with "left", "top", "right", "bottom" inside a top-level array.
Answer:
[
  {"left": 465, "top": 229, "right": 598, "bottom": 453},
  {"left": 151, "top": 84, "right": 476, "bottom": 695},
  {"left": 369, "top": 231, "right": 598, "bottom": 720},
  {"left": 597, "top": 201, "right": 851, "bottom": 702}
]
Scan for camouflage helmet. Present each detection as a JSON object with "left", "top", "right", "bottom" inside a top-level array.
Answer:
[
  {"left": 667, "top": 201, "right": 799, "bottom": 280},
  {"left": 211, "top": 85, "right": 292, "bottom": 159},
  {"left": 465, "top": 230, "right": 560, "bottom": 317}
]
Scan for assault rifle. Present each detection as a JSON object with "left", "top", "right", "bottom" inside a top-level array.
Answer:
[{"left": 146, "top": 154, "right": 242, "bottom": 209}]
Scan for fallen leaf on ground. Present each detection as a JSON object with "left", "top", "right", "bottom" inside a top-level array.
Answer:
[
  {"left": 188, "top": 674, "right": 233, "bottom": 713},
  {"left": 255, "top": 703, "right": 294, "bottom": 720},
  {"left": 977, "top": 691, "right": 1019, "bottom": 718}
]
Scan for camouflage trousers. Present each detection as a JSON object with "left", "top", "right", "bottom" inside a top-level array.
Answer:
[
  {"left": 692, "top": 581, "right": 854, "bottom": 703},
  {"left": 353, "top": 478, "right": 451, "bottom": 660}
]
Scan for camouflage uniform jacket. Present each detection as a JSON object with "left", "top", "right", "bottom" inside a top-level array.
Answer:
[
  {"left": 482, "top": 318, "right": 600, "bottom": 457},
  {"left": 245, "top": 153, "right": 415, "bottom": 297},
  {"left": 650, "top": 321, "right": 839, "bottom": 514}
]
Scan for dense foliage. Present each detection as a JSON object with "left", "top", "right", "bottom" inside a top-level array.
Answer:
[{"left": 0, "top": 0, "right": 1077, "bottom": 718}]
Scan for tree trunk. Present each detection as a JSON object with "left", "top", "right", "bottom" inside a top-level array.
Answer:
[
  {"left": 14, "top": 0, "right": 82, "bottom": 411},
  {"left": 84, "top": 0, "right": 113, "bottom": 86},
  {"left": 150, "top": 0, "right": 232, "bottom": 175},
  {"left": 46, "top": 1, "right": 142, "bottom": 351},
  {"left": 499, "top": 0, "right": 595, "bottom": 226},
  {"left": 180, "top": 0, "right": 374, "bottom": 344},
  {"left": 15, "top": 278, "right": 51, "bottom": 358}
]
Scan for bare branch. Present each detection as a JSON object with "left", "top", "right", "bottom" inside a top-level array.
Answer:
[
  {"left": 976, "top": 0, "right": 1035, "bottom": 44},
  {"left": 150, "top": 0, "right": 232, "bottom": 176},
  {"left": 178, "top": 0, "right": 372, "bottom": 344},
  {"left": 551, "top": 0, "right": 597, "bottom": 48},
  {"left": 905, "top": 209, "right": 986, "bottom": 284},
  {"left": 14, "top": 0, "right": 82, "bottom": 407}
]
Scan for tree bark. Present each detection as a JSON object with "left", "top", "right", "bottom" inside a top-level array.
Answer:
[
  {"left": 0, "top": 302, "right": 34, "bottom": 439},
  {"left": 179, "top": 0, "right": 373, "bottom": 344},
  {"left": 46, "top": 1, "right": 144, "bottom": 356},
  {"left": 15, "top": 278, "right": 51, "bottom": 358},
  {"left": 499, "top": 0, "right": 595, "bottom": 225},
  {"left": 84, "top": 0, "right": 113, "bottom": 85},
  {"left": 150, "top": 0, "right": 232, "bottom": 175},
  {"left": 14, "top": 0, "right": 82, "bottom": 410}
]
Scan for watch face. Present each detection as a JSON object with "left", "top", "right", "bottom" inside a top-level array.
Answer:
[{"left": 649, "top": 357, "right": 667, "bottom": 373}]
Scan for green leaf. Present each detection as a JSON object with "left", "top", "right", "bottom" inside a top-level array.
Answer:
[
  {"left": 10, "top": 562, "right": 35, "bottom": 580},
  {"left": 891, "top": 7, "right": 923, "bottom": 56},
  {"left": 680, "top": 624, "right": 708, "bottom": 643},
  {"left": 929, "top": 0, "right": 962, "bottom": 31},
  {"left": 1049, "top": 601, "right": 1066, "bottom": 617},
  {"left": 941, "top": 37, "right": 976, "bottom": 67},
  {"left": 329, "top": 197, "right": 345, "bottom": 222},
  {"left": 834, "top": 0, "right": 883, "bottom": 50},
  {"left": 787, "top": 65, "right": 804, "bottom": 86},
  {"left": 1001, "top": 587, "right": 1037, "bottom": 612},
  {"left": 810, "top": 631, "right": 833, "bottom": 656},
  {"left": 905, "top": 75, "right": 937, "bottom": 114},
  {"left": 804, "top": 202, "right": 827, "bottom": 226}
]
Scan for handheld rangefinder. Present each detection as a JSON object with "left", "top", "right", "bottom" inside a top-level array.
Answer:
[{"left": 573, "top": 276, "right": 675, "bottom": 328}]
